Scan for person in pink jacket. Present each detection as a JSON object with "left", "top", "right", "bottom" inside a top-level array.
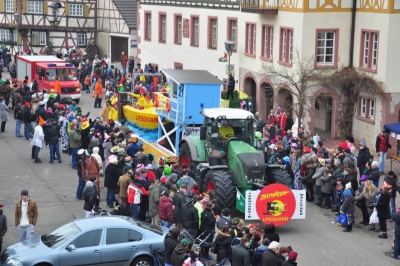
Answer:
[{"left": 159, "top": 190, "right": 174, "bottom": 228}]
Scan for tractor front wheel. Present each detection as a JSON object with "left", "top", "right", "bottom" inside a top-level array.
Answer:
[
  {"left": 205, "top": 169, "right": 235, "bottom": 210},
  {"left": 179, "top": 142, "right": 198, "bottom": 173},
  {"left": 266, "top": 167, "right": 294, "bottom": 188}
]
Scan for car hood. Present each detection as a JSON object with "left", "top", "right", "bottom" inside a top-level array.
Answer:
[{"left": 3, "top": 236, "right": 50, "bottom": 258}]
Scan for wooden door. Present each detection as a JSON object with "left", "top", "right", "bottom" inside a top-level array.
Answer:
[{"left": 111, "top": 37, "right": 129, "bottom": 63}]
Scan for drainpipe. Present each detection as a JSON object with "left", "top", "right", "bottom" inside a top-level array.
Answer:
[{"left": 349, "top": 0, "right": 357, "bottom": 67}]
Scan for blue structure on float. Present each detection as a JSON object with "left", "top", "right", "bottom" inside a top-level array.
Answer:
[{"left": 154, "top": 69, "right": 223, "bottom": 155}]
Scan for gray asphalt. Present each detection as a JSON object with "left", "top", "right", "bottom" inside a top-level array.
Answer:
[{"left": 0, "top": 65, "right": 398, "bottom": 265}]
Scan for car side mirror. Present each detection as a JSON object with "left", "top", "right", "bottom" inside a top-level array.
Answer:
[
  {"left": 200, "top": 126, "right": 206, "bottom": 141},
  {"left": 66, "top": 244, "right": 76, "bottom": 251}
]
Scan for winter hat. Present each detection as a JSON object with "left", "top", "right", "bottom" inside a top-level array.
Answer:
[
  {"left": 388, "top": 171, "right": 395, "bottom": 176},
  {"left": 160, "top": 177, "right": 168, "bottom": 183},
  {"left": 21, "top": 189, "right": 28, "bottom": 196},
  {"left": 345, "top": 182, "right": 352, "bottom": 190},
  {"left": 288, "top": 251, "right": 298, "bottom": 260},
  {"left": 85, "top": 181, "right": 93, "bottom": 188},
  {"left": 291, "top": 143, "right": 298, "bottom": 149},
  {"left": 92, "top": 147, "right": 99, "bottom": 154},
  {"left": 269, "top": 241, "right": 280, "bottom": 250},
  {"left": 384, "top": 181, "right": 392, "bottom": 188},
  {"left": 303, "top": 147, "right": 312, "bottom": 154},
  {"left": 108, "top": 155, "right": 118, "bottom": 165},
  {"left": 170, "top": 173, "right": 178, "bottom": 180},
  {"left": 339, "top": 142, "right": 348, "bottom": 150},
  {"left": 180, "top": 238, "right": 190, "bottom": 245},
  {"left": 343, "top": 168, "right": 351, "bottom": 174},
  {"left": 360, "top": 175, "right": 368, "bottom": 181},
  {"left": 359, "top": 139, "right": 366, "bottom": 146}
]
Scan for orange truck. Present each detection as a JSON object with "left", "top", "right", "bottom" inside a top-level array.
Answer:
[{"left": 16, "top": 55, "right": 82, "bottom": 103}]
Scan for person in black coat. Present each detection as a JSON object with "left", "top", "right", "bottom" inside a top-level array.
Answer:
[
  {"left": 200, "top": 203, "right": 216, "bottom": 259},
  {"left": 263, "top": 223, "right": 280, "bottom": 243},
  {"left": 214, "top": 225, "right": 232, "bottom": 263},
  {"left": 377, "top": 183, "right": 392, "bottom": 239},
  {"left": 180, "top": 195, "right": 199, "bottom": 239},
  {"left": 232, "top": 237, "right": 250, "bottom": 266},
  {"left": 357, "top": 139, "right": 371, "bottom": 174},
  {"left": 43, "top": 119, "right": 61, "bottom": 163},
  {"left": 164, "top": 227, "right": 180, "bottom": 265},
  {"left": 104, "top": 155, "right": 123, "bottom": 208},
  {"left": 384, "top": 171, "right": 399, "bottom": 218},
  {"left": 83, "top": 181, "right": 99, "bottom": 217}
]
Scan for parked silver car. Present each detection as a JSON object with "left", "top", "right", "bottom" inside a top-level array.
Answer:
[{"left": 1, "top": 216, "right": 168, "bottom": 266}]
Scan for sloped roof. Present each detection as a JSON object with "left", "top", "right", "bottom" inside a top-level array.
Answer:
[{"left": 112, "top": 0, "right": 137, "bottom": 29}]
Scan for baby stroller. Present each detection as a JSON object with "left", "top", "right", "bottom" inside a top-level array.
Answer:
[{"left": 181, "top": 229, "right": 214, "bottom": 266}]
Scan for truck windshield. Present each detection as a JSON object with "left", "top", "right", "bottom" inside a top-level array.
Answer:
[{"left": 47, "top": 68, "right": 77, "bottom": 81}]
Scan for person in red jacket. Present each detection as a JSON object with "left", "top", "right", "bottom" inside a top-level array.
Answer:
[
  {"left": 121, "top": 52, "right": 128, "bottom": 75},
  {"left": 159, "top": 190, "right": 174, "bottom": 228},
  {"left": 376, "top": 129, "right": 391, "bottom": 174},
  {"left": 127, "top": 175, "right": 149, "bottom": 219}
]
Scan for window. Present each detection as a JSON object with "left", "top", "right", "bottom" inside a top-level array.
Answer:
[
  {"left": 227, "top": 18, "right": 237, "bottom": 51},
  {"left": 106, "top": 228, "right": 143, "bottom": 245},
  {"left": 174, "top": 15, "right": 182, "bottom": 44},
  {"left": 208, "top": 17, "right": 217, "bottom": 49},
  {"left": 279, "top": 28, "right": 293, "bottom": 66},
  {"left": 6, "top": 0, "right": 14, "bottom": 13},
  {"left": 245, "top": 23, "right": 256, "bottom": 56},
  {"left": 27, "top": 1, "right": 43, "bottom": 14},
  {"left": 71, "top": 229, "right": 102, "bottom": 248},
  {"left": 360, "top": 30, "right": 379, "bottom": 72},
  {"left": 77, "top": 33, "right": 86, "bottom": 46},
  {"left": 261, "top": 25, "right": 273, "bottom": 60},
  {"left": 316, "top": 30, "right": 338, "bottom": 67},
  {"left": 69, "top": 4, "right": 84, "bottom": 17},
  {"left": 32, "top": 31, "right": 47, "bottom": 46},
  {"left": 144, "top": 12, "right": 152, "bottom": 41},
  {"left": 159, "top": 13, "right": 166, "bottom": 43},
  {"left": 0, "top": 30, "right": 13, "bottom": 42},
  {"left": 358, "top": 96, "right": 375, "bottom": 120},
  {"left": 190, "top": 16, "right": 199, "bottom": 47}
]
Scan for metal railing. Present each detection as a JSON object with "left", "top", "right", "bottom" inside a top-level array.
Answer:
[
  {"left": 140, "top": 0, "right": 240, "bottom": 9},
  {"left": 241, "top": 0, "right": 279, "bottom": 13}
]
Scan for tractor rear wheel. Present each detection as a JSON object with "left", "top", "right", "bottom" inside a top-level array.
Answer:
[
  {"left": 178, "top": 142, "right": 198, "bottom": 173},
  {"left": 266, "top": 167, "right": 294, "bottom": 188},
  {"left": 205, "top": 169, "right": 235, "bottom": 210}
]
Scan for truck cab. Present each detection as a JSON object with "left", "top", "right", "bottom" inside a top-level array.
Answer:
[
  {"left": 36, "top": 62, "right": 81, "bottom": 102},
  {"left": 16, "top": 56, "right": 82, "bottom": 103}
]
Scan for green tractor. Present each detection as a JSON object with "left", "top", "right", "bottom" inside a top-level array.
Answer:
[{"left": 178, "top": 108, "right": 292, "bottom": 212}]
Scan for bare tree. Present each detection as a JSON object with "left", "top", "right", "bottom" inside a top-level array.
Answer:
[{"left": 262, "top": 49, "right": 324, "bottom": 129}]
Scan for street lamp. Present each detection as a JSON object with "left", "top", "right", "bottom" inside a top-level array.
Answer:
[
  {"left": 14, "top": 12, "right": 19, "bottom": 55},
  {"left": 224, "top": 40, "right": 236, "bottom": 76}
]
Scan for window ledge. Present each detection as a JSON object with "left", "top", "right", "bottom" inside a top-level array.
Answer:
[
  {"left": 260, "top": 56, "right": 273, "bottom": 62},
  {"left": 278, "top": 60, "right": 292, "bottom": 67},
  {"left": 159, "top": 41, "right": 166, "bottom": 44},
  {"left": 358, "top": 66, "right": 377, "bottom": 73},
  {"left": 356, "top": 115, "right": 375, "bottom": 124},
  {"left": 190, "top": 44, "right": 199, "bottom": 47},
  {"left": 208, "top": 47, "right": 217, "bottom": 50},
  {"left": 144, "top": 38, "right": 151, "bottom": 42},
  {"left": 244, "top": 52, "right": 256, "bottom": 58},
  {"left": 174, "top": 42, "right": 182, "bottom": 45},
  {"left": 316, "top": 64, "right": 337, "bottom": 69}
]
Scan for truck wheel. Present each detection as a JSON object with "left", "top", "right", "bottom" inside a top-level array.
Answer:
[
  {"left": 179, "top": 142, "right": 198, "bottom": 173},
  {"left": 74, "top": 99, "right": 80, "bottom": 104},
  {"left": 205, "top": 169, "right": 235, "bottom": 210},
  {"left": 266, "top": 167, "right": 294, "bottom": 188}
]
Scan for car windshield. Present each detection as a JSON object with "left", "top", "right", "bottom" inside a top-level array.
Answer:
[
  {"left": 42, "top": 222, "right": 81, "bottom": 249},
  {"left": 47, "top": 68, "right": 77, "bottom": 81}
]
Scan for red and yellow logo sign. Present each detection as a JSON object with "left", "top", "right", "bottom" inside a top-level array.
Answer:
[{"left": 255, "top": 184, "right": 296, "bottom": 226}]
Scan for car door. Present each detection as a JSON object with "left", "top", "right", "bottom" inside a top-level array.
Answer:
[
  {"left": 59, "top": 229, "right": 103, "bottom": 266},
  {"left": 101, "top": 227, "right": 144, "bottom": 266}
]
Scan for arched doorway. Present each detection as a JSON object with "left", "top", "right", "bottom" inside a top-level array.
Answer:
[
  {"left": 277, "top": 88, "right": 293, "bottom": 115},
  {"left": 243, "top": 77, "right": 257, "bottom": 112},
  {"left": 261, "top": 82, "right": 274, "bottom": 118},
  {"left": 314, "top": 93, "right": 333, "bottom": 140}
]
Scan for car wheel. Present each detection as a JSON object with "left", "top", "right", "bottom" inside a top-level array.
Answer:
[
  {"left": 74, "top": 99, "right": 80, "bottom": 104},
  {"left": 131, "top": 256, "right": 153, "bottom": 266},
  {"left": 35, "top": 263, "right": 53, "bottom": 266}
]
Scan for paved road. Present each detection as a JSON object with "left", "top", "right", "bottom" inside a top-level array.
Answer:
[{"left": 0, "top": 69, "right": 399, "bottom": 265}]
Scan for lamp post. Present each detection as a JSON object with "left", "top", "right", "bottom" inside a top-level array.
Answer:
[
  {"left": 14, "top": 12, "right": 19, "bottom": 56},
  {"left": 224, "top": 40, "right": 236, "bottom": 76}
]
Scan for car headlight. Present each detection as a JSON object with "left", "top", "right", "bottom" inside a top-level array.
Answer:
[{"left": 5, "top": 258, "right": 24, "bottom": 266}]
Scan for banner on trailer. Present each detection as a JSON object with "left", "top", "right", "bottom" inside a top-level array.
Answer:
[{"left": 245, "top": 186, "right": 306, "bottom": 225}]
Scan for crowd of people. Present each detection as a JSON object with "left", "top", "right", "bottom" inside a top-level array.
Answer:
[{"left": 1, "top": 50, "right": 400, "bottom": 263}]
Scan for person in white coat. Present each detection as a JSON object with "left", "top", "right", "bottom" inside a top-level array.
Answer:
[
  {"left": 0, "top": 96, "right": 8, "bottom": 133},
  {"left": 30, "top": 120, "right": 44, "bottom": 163}
]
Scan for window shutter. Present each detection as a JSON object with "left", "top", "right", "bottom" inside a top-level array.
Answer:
[
  {"left": 18, "top": 32, "right": 21, "bottom": 45},
  {"left": 43, "top": 1, "right": 48, "bottom": 15},
  {"left": 13, "top": 0, "right": 16, "bottom": 12},
  {"left": 0, "top": 1, "right": 5, "bottom": 13},
  {"left": 84, "top": 4, "right": 89, "bottom": 17},
  {"left": 65, "top": 3, "right": 69, "bottom": 16},
  {"left": 22, "top": 0, "right": 27, "bottom": 13}
]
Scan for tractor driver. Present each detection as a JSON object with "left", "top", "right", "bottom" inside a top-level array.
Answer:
[{"left": 219, "top": 120, "right": 234, "bottom": 140}]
